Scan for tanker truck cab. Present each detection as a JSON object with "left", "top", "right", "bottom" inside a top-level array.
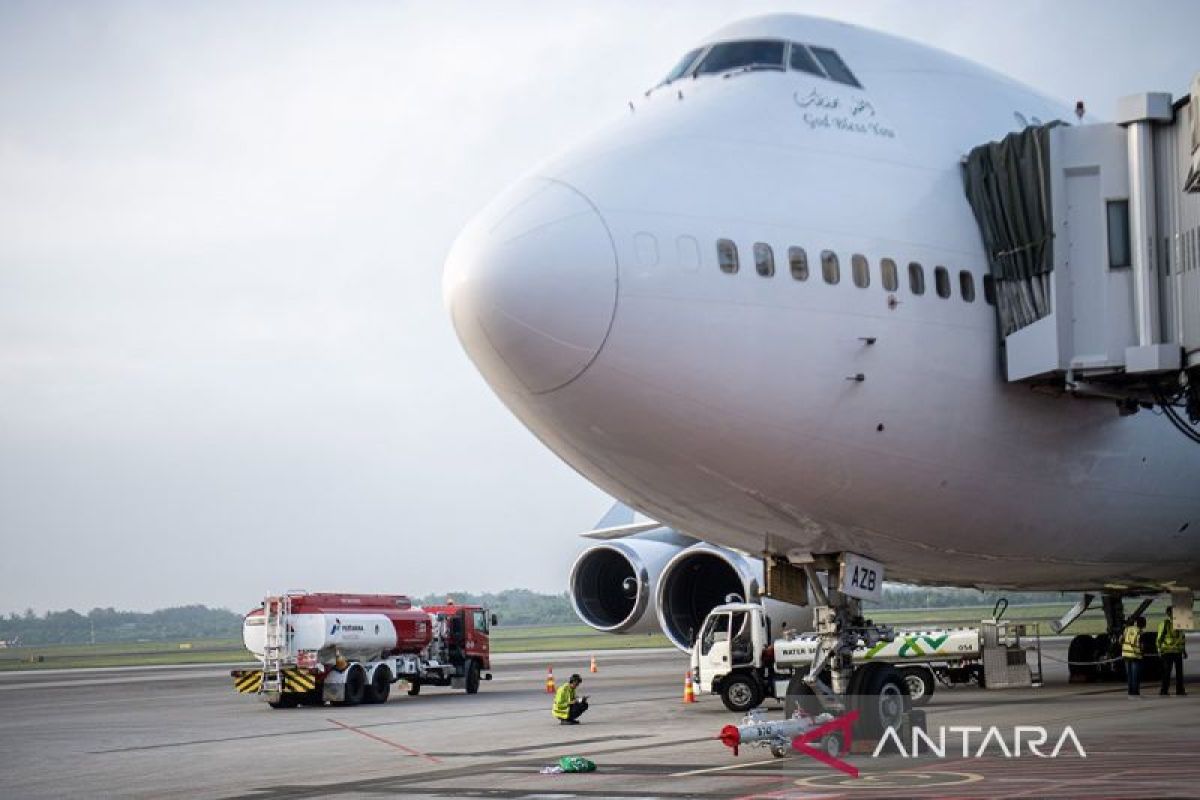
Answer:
[{"left": 692, "top": 602, "right": 776, "bottom": 713}]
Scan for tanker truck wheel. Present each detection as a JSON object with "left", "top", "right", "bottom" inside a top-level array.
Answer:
[
  {"left": 407, "top": 679, "right": 421, "bottom": 696},
  {"left": 465, "top": 659, "right": 481, "bottom": 695},
  {"left": 899, "top": 666, "right": 935, "bottom": 706},
  {"left": 337, "top": 664, "right": 366, "bottom": 706},
  {"left": 364, "top": 667, "right": 391, "bottom": 705}
]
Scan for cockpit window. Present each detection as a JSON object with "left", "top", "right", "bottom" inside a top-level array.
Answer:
[
  {"left": 662, "top": 48, "right": 703, "bottom": 85},
  {"left": 695, "top": 40, "right": 785, "bottom": 76},
  {"left": 788, "top": 43, "right": 822, "bottom": 76},
  {"left": 667, "top": 39, "right": 862, "bottom": 88},
  {"left": 810, "top": 47, "right": 861, "bottom": 88}
]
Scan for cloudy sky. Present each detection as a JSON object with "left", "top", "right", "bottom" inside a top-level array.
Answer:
[{"left": 2, "top": 1, "right": 1197, "bottom": 613}]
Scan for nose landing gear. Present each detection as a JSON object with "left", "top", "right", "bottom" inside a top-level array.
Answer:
[{"left": 784, "top": 554, "right": 913, "bottom": 740}]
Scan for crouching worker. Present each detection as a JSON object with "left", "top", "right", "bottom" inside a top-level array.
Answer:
[{"left": 553, "top": 674, "right": 589, "bottom": 725}]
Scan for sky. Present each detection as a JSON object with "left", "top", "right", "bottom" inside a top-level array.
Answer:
[{"left": 2, "top": 0, "right": 1197, "bottom": 614}]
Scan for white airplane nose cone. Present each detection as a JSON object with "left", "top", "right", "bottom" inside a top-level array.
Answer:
[{"left": 444, "top": 179, "right": 618, "bottom": 394}]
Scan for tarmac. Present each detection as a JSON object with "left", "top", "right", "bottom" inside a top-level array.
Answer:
[{"left": 1, "top": 640, "right": 1197, "bottom": 799}]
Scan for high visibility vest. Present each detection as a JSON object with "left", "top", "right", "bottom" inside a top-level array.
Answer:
[
  {"left": 1157, "top": 619, "right": 1186, "bottom": 655},
  {"left": 552, "top": 683, "right": 576, "bottom": 719},
  {"left": 1121, "top": 625, "right": 1143, "bottom": 659}
]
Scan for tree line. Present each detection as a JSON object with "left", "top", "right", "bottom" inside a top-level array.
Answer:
[{"left": 2, "top": 585, "right": 1068, "bottom": 645}]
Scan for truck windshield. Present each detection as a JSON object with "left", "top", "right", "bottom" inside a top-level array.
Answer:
[{"left": 699, "top": 613, "right": 729, "bottom": 655}]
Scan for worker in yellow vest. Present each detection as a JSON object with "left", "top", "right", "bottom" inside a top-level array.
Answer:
[
  {"left": 552, "top": 673, "right": 589, "bottom": 725},
  {"left": 1121, "top": 616, "right": 1146, "bottom": 697},
  {"left": 1156, "top": 607, "right": 1188, "bottom": 696}
]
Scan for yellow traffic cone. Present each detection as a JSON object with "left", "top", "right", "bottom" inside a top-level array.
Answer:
[
  {"left": 683, "top": 671, "right": 697, "bottom": 704},
  {"left": 590, "top": 655, "right": 597, "bottom": 673},
  {"left": 545, "top": 665, "right": 556, "bottom": 694}
]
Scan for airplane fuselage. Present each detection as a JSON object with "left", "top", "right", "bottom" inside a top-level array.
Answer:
[{"left": 445, "top": 15, "right": 1200, "bottom": 591}]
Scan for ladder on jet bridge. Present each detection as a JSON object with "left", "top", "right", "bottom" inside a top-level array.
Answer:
[
  {"left": 261, "top": 595, "right": 292, "bottom": 693},
  {"left": 962, "top": 76, "right": 1200, "bottom": 444}
]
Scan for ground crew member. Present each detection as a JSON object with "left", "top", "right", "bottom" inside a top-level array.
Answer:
[
  {"left": 552, "top": 673, "right": 588, "bottom": 724},
  {"left": 1122, "top": 616, "right": 1146, "bottom": 697},
  {"left": 1157, "top": 607, "right": 1187, "bottom": 696}
]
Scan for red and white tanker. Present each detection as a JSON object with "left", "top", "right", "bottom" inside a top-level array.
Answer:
[{"left": 230, "top": 591, "right": 495, "bottom": 709}]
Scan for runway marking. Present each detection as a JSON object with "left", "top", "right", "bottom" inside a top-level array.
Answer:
[
  {"left": 670, "top": 758, "right": 781, "bottom": 776},
  {"left": 326, "top": 717, "right": 442, "bottom": 764}
]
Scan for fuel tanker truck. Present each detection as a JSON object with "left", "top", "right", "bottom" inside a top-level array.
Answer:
[
  {"left": 230, "top": 592, "right": 496, "bottom": 708},
  {"left": 692, "top": 600, "right": 1042, "bottom": 713}
]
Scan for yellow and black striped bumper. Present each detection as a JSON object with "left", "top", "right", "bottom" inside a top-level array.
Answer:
[
  {"left": 231, "top": 668, "right": 317, "bottom": 694},
  {"left": 233, "top": 670, "right": 263, "bottom": 694},
  {"left": 281, "top": 668, "right": 317, "bottom": 693}
]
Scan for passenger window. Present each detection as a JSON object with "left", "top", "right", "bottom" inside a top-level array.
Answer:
[
  {"left": 754, "top": 243, "right": 775, "bottom": 277},
  {"left": 809, "top": 47, "right": 861, "bottom": 88},
  {"left": 696, "top": 40, "right": 786, "bottom": 75},
  {"left": 908, "top": 262, "right": 926, "bottom": 295},
  {"left": 934, "top": 266, "right": 950, "bottom": 298},
  {"left": 851, "top": 254, "right": 870, "bottom": 288},
  {"left": 821, "top": 250, "right": 840, "bottom": 284},
  {"left": 983, "top": 274, "right": 997, "bottom": 305},
  {"left": 881, "top": 258, "right": 898, "bottom": 292},
  {"left": 959, "top": 271, "right": 976, "bottom": 302},
  {"left": 717, "top": 239, "right": 739, "bottom": 274},
  {"left": 789, "top": 246, "right": 809, "bottom": 281},
  {"left": 788, "top": 43, "right": 823, "bottom": 76}
]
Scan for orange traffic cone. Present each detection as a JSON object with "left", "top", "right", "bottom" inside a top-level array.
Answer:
[
  {"left": 545, "top": 665, "right": 556, "bottom": 694},
  {"left": 683, "top": 671, "right": 697, "bottom": 704},
  {"left": 589, "top": 655, "right": 598, "bottom": 673}
]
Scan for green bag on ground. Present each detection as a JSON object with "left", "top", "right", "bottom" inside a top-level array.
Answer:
[{"left": 558, "top": 756, "right": 596, "bottom": 773}]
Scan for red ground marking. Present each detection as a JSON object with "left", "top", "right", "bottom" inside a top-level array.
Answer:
[{"left": 326, "top": 717, "right": 442, "bottom": 764}]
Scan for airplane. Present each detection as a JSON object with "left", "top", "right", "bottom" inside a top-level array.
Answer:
[{"left": 443, "top": 13, "right": 1200, "bottom": 729}]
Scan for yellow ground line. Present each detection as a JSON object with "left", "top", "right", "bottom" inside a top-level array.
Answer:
[{"left": 670, "top": 758, "right": 780, "bottom": 777}]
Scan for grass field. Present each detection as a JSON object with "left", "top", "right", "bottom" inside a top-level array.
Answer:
[{"left": 4, "top": 601, "right": 1191, "bottom": 671}]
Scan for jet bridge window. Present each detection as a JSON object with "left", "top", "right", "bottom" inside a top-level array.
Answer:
[
  {"left": 959, "top": 271, "right": 976, "bottom": 302},
  {"left": 1106, "top": 200, "right": 1131, "bottom": 268},
  {"left": 934, "top": 266, "right": 951, "bottom": 298},
  {"left": 717, "top": 239, "right": 739, "bottom": 274},
  {"left": 695, "top": 40, "right": 786, "bottom": 76},
  {"left": 662, "top": 48, "right": 703, "bottom": 84},
  {"left": 880, "top": 258, "right": 898, "bottom": 291},
  {"left": 908, "top": 262, "right": 926, "bottom": 295},
  {"left": 810, "top": 47, "right": 861, "bottom": 88},
  {"left": 821, "top": 250, "right": 840, "bottom": 284},
  {"left": 754, "top": 243, "right": 775, "bottom": 277},
  {"left": 789, "top": 246, "right": 809, "bottom": 281},
  {"left": 852, "top": 254, "right": 870, "bottom": 288}
]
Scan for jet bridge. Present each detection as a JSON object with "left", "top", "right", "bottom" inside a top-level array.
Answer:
[{"left": 963, "top": 77, "right": 1200, "bottom": 441}]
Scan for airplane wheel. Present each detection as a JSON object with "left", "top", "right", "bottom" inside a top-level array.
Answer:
[
  {"left": 783, "top": 674, "right": 823, "bottom": 718},
  {"left": 851, "top": 664, "right": 910, "bottom": 739},
  {"left": 899, "top": 666, "right": 935, "bottom": 706},
  {"left": 1067, "top": 634, "right": 1096, "bottom": 681}
]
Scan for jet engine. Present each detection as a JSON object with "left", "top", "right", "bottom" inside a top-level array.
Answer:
[
  {"left": 568, "top": 534, "right": 684, "bottom": 635},
  {"left": 656, "top": 543, "right": 813, "bottom": 651}
]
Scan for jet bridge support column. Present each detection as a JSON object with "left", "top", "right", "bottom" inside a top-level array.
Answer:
[{"left": 1117, "top": 93, "right": 1178, "bottom": 372}]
